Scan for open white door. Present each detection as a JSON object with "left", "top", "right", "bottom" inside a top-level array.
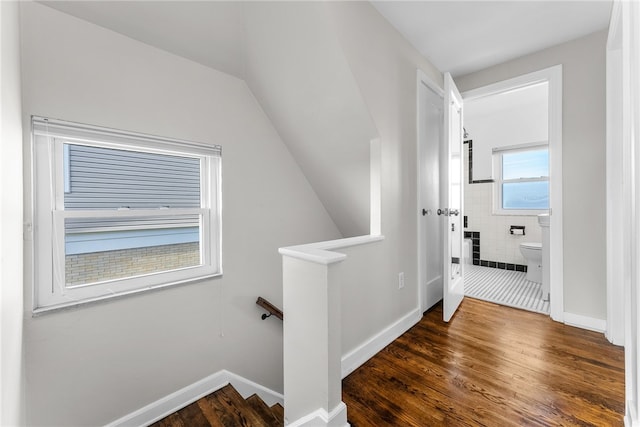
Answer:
[{"left": 441, "top": 72, "right": 464, "bottom": 322}]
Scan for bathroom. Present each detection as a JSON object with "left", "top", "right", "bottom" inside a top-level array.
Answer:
[{"left": 462, "top": 81, "right": 550, "bottom": 314}]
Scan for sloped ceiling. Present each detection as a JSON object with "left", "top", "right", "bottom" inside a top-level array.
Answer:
[
  {"left": 40, "top": 1, "right": 378, "bottom": 237},
  {"left": 242, "top": 2, "right": 378, "bottom": 237},
  {"left": 36, "top": 0, "right": 612, "bottom": 236},
  {"left": 39, "top": 1, "right": 245, "bottom": 78},
  {"left": 42, "top": 1, "right": 612, "bottom": 80}
]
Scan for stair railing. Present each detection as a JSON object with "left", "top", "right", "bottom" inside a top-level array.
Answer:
[{"left": 256, "top": 297, "right": 283, "bottom": 320}]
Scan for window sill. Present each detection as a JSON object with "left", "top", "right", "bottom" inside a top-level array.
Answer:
[
  {"left": 492, "top": 209, "right": 549, "bottom": 216},
  {"left": 32, "top": 272, "right": 222, "bottom": 316}
]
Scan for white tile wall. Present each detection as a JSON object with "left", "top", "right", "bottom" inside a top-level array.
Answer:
[{"left": 463, "top": 144, "right": 543, "bottom": 265}]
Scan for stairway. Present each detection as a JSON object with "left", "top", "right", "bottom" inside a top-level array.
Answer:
[{"left": 151, "top": 384, "right": 284, "bottom": 427}]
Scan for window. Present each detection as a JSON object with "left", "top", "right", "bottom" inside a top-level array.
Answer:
[
  {"left": 494, "top": 145, "right": 549, "bottom": 214},
  {"left": 32, "top": 117, "right": 222, "bottom": 312}
]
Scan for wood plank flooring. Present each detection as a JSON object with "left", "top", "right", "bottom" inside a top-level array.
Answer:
[{"left": 343, "top": 298, "right": 625, "bottom": 426}]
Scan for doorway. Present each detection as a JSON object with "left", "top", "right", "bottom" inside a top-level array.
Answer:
[
  {"left": 418, "top": 66, "right": 564, "bottom": 322},
  {"left": 462, "top": 81, "right": 550, "bottom": 315},
  {"left": 462, "top": 66, "right": 563, "bottom": 321}
]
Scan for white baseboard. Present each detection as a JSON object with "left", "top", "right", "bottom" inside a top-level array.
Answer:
[
  {"left": 626, "top": 401, "right": 639, "bottom": 427},
  {"left": 341, "top": 308, "right": 422, "bottom": 378},
  {"left": 424, "top": 275, "right": 443, "bottom": 312},
  {"left": 564, "top": 312, "right": 607, "bottom": 333},
  {"left": 226, "top": 370, "right": 284, "bottom": 407},
  {"left": 286, "top": 402, "right": 349, "bottom": 427},
  {"left": 106, "top": 369, "right": 283, "bottom": 427}
]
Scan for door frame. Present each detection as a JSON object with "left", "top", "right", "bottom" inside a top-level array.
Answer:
[
  {"left": 461, "top": 65, "right": 564, "bottom": 322},
  {"left": 605, "top": 0, "right": 627, "bottom": 347},
  {"left": 417, "top": 69, "right": 445, "bottom": 313}
]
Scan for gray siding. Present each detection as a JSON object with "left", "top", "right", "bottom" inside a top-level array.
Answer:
[
  {"left": 65, "top": 144, "right": 200, "bottom": 210},
  {"left": 65, "top": 144, "right": 201, "bottom": 235}
]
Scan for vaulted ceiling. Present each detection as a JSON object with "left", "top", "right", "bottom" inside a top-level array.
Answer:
[
  {"left": 37, "top": 0, "right": 613, "bottom": 237},
  {"left": 42, "top": 1, "right": 612, "bottom": 78}
]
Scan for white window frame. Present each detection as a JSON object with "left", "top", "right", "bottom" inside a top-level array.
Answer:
[
  {"left": 493, "top": 142, "right": 549, "bottom": 216},
  {"left": 32, "top": 117, "right": 222, "bottom": 313}
]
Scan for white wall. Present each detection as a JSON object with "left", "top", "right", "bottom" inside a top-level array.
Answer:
[
  {"left": 243, "top": 2, "right": 378, "bottom": 238},
  {"left": 456, "top": 31, "right": 608, "bottom": 320},
  {"left": 465, "top": 83, "right": 548, "bottom": 180},
  {"left": 324, "top": 3, "right": 443, "bottom": 354},
  {"left": 463, "top": 83, "right": 547, "bottom": 265},
  {"left": 0, "top": 1, "right": 25, "bottom": 425},
  {"left": 463, "top": 145, "right": 543, "bottom": 266},
  {"left": 20, "top": 3, "right": 341, "bottom": 425}
]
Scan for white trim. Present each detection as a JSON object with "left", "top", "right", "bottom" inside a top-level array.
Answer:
[
  {"left": 416, "top": 69, "right": 444, "bottom": 313},
  {"left": 463, "top": 68, "right": 552, "bottom": 102},
  {"left": 105, "top": 370, "right": 283, "bottom": 427},
  {"left": 285, "top": 402, "right": 349, "bottom": 427},
  {"left": 32, "top": 116, "right": 221, "bottom": 156},
  {"left": 279, "top": 135, "right": 384, "bottom": 266},
  {"left": 492, "top": 145, "right": 550, "bottom": 216},
  {"left": 341, "top": 308, "right": 422, "bottom": 378},
  {"left": 606, "top": 0, "right": 626, "bottom": 347},
  {"left": 563, "top": 312, "right": 607, "bottom": 334},
  {"left": 225, "top": 371, "right": 284, "bottom": 407},
  {"left": 461, "top": 65, "right": 564, "bottom": 323},
  {"left": 370, "top": 138, "right": 382, "bottom": 236},
  {"left": 626, "top": 403, "right": 639, "bottom": 427},
  {"left": 32, "top": 118, "right": 223, "bottom": 313},
  {"left": 424, "top": 275, "right": 443, "bottom": 311},
  {"left": 491, "top": 141, "right": 548, "bottom": 153},
  {"left": 278, "top": 235, "right": 384, "bottom": 265}
]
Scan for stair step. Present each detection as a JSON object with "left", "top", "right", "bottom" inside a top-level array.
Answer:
[
  {"left": 150, "top": 383, "right": 282, "bottom": 427},
  {"left": 176, "top": 400, "right": 213, "bottom": 426},
  {"left": 246, "top": 394, "right": 279, "bottom": 425},
  {"left": 269, "top": 403, "right": 284, "bottom": 425},
  {"left": 208, "top": 384, "right": 266, "bottom": 426}
]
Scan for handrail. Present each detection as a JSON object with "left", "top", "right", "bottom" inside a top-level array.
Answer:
[{"left": 256, "top": 297, "right": 283, "bottom": 321}]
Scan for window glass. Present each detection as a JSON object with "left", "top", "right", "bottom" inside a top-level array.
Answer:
[
  {"left": 494, "top": 145, "right": 549, "bottom": 214},
  {"left": 64, "top": 144, "right": 201, "bottom": 210},
  {"left": 502, "top": 149, "right": 548, "bottom": 180},
  {"left": 62, "top": 144, "right": 203, "bottom": 286},
  {"left": 32, "top": 117, "right": 221, "bottom": 313},
  {"left": 502, "top": 181, "right": 549, "bottom": 210},
  {"left": 64, "top": 215, "right": 201, "bottom": 287}
]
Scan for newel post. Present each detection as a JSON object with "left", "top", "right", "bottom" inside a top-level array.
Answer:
[{"left": 281, "top": 252, "right": 349, "bottom": 427}]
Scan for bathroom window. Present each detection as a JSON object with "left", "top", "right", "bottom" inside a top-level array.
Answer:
[
  {"left": 493, "top": 145, "right": 549, "bottom": 215},
  {"left": 31, "top": 117, "right": 222, "bottom": 313}
]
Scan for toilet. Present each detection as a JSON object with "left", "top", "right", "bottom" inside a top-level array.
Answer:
[{"left": 519, "top": 242, "right": 542, "bottom": 283}]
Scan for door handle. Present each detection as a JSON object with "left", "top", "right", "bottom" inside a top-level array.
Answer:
[
  {"left": 422, "top": 209, "right": 432, "bottom": 216},
  {"left": 437, "top": 208, "right": 448, "bottom": 216},
  {"left": 449, "top": 209, "right": 459, "bottom": 216}
]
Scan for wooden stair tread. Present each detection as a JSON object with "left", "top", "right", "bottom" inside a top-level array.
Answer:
[
  {"left": 269, "top": 403, "right": 284, "bottom": 425},
  {"left": 152, "top": 412, "right": 185, "bottom": 427},
  {"left": 150, "top": 384, "right": 281, "bottom": 427},
  {"left": 246, "top": 394, "right": 280, "bottom": 425},
  {"left": 210, "top": 384, "right": 267, "bottom": 426},
  {"left": 178, "top": 401, "right": 215, "bottom": 426}
]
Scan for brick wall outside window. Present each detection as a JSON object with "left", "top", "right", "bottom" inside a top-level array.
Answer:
[{"left": 65, "top": 242, "right": 200, "bottom": 285}]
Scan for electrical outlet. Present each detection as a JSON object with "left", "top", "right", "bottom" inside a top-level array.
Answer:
[{"left": 398, "top": 272, "right": 405, "bottom": 289}]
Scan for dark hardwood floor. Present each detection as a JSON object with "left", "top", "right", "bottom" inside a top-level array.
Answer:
[
  {"left": 343, "top": 298, "right": 625, "bottom": 426},
  {"left": 151, "top": 298, "right": 624, "bottom": 426}
]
